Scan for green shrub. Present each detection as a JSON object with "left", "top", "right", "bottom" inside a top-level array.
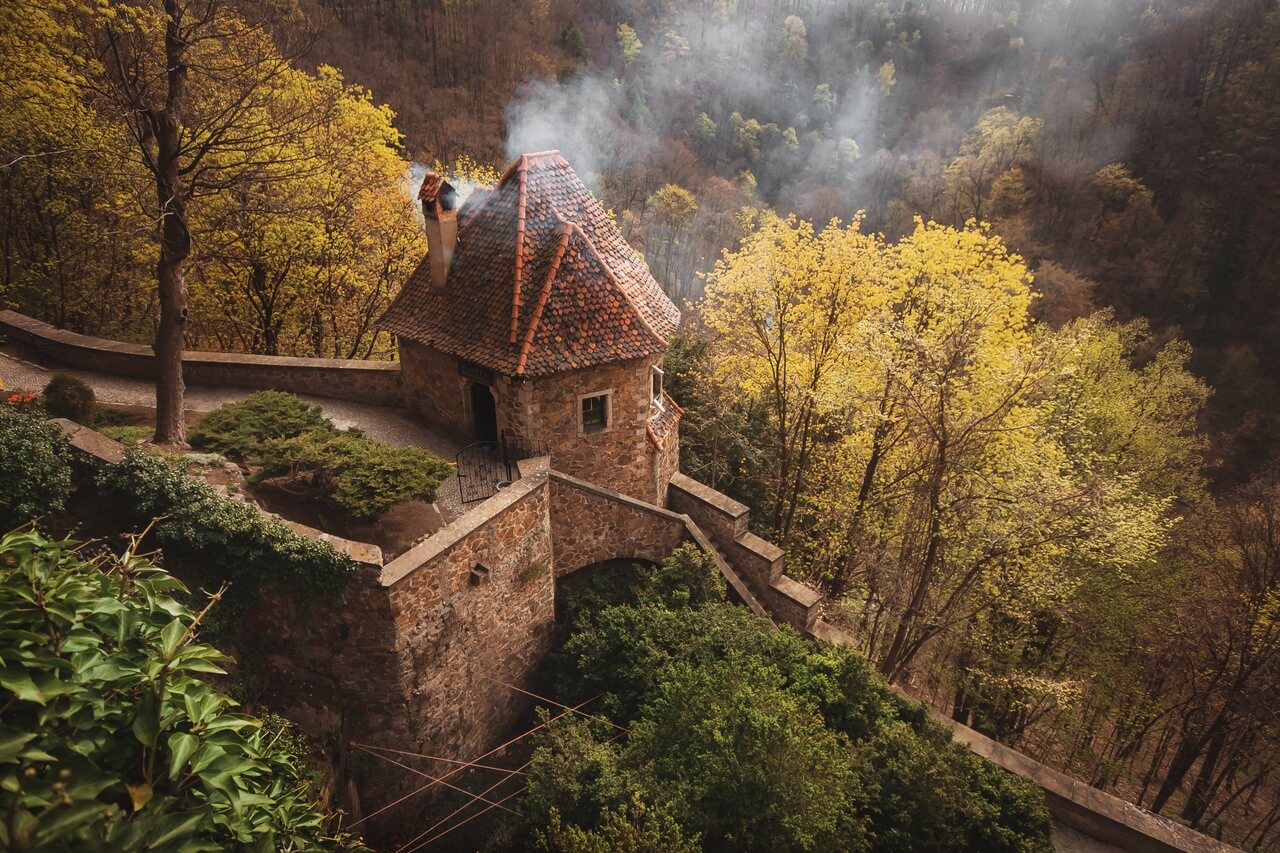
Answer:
[
  {"left": 41, "top": 373, "right": 95, "bottom": 422},
  {"left": 0, "top": 529, "right": 365, "bottom": 851},
  {"left": 262, "top": 429, "right": 453, "bottom": 520},
  {"left": 96, "top": 449, "right": 356, "bottom": 605},
  {"left": 650, "top": 541, "right": 726, "bottom": 608},
  {"left": 0, "top": 406, "right": 71, "bottom": 528},
  {"left": 192, "top": 391, "right": 451, "bottom": 519},
  {"left": 510, "top": 544, "right": 1055, "bottom": 853},
  {"left": 190, "top": 391, "right": 331, "bottom": 459},
  {"left": 558, "top": 544, "right": 726, "bottom": 626}
]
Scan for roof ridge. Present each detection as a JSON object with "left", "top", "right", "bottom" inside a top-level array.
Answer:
[
  {"left": 571, "top": 223, "right": 669, "bottom": 350},
  {"left": 509, "top": 155, "right": 530, "bottom": 344},
  {"left": 515, "top": 219, "right": 573, "bottom": 376}
]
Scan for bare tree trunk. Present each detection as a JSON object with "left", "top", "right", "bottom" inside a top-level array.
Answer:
[{"left": 152, "top": 0, "right": 191, "bottom": 446}]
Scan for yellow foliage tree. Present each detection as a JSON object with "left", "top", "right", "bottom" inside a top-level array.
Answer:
[{"left": 698, "top": 215, "right": 1206, "bottom": 688}]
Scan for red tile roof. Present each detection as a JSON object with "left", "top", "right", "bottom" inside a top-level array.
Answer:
[
  {"left": 418, "top": 171, "right": 447, "bottom": 203},
  {"left": 647, "top": 392, "right": 683, "bottom": 451},
  {"left": 378, "top": 151, "right": 680, "bottom": 378}
]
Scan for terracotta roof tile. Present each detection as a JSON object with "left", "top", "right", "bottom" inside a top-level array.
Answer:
[
  {"left": 647, "top": 392, "right": 683, "bottom": 451},
  {"left": 418, "top": 171, "right": 447, "bottom": 203},
  {"left": 378, "top": 151, "right": 680, "bottom": 377}
]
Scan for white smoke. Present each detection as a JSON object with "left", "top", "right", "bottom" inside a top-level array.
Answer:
[{"left": 504, "top": 75, "right": 644, "bottom": 190}]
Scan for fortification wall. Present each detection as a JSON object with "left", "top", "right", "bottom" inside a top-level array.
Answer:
[
  {"left": 548, "top": 469, "right": 690, "bottom": 575},
  {"left": 666, "top": 472, "right": 822, "bottom": 632},
  {"left": 380, "top": 461, "right": 557, "bottom": 776},
  {"left": 0, "top": 310, "right": 403, "bottom": 406}
]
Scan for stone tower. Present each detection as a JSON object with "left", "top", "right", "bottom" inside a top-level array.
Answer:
[{"left": 378, "top": 151, "right": 682, "bottom": 505}]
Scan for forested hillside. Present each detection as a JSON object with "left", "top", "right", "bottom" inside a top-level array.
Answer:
[
  {"left": 3, "top": 0, "right": 1280, "bottom": 848},
  {"left": 301, "top": 0, "right": 1280, "bottom": 483}
]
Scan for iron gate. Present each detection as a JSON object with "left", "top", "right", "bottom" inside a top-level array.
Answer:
[{"left": 455, "top": 432, "right": 547, "bottom": 504}]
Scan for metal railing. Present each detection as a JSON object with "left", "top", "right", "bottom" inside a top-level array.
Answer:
[{"left": 455, "top": 431, "right": 546, "bottom": 504}]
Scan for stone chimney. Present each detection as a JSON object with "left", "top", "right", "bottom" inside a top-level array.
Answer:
[{"left": 419, "top": 171, "right": 458, "bottom": 288}]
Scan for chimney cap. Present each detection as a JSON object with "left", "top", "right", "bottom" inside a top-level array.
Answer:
[{"left": 419, "top": 171, "right": 458, "bottom": 211}]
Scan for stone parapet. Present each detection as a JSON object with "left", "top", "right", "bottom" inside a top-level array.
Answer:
[
  {"left": 547, "top": 468, "right": 689, "bottom": 576},
  {"left": 767, "top": 576, "right": 822, "bottom": 633},
  {"left": 1, "top": 310, "right": 404, "bottom": 406},
  {"left": 666, "top": 471, "right": 821, "bottom": 631}
]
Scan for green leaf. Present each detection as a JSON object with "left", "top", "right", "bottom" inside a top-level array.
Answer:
[
  {"left": 0, "top": 668, "right": 46, "bottom": 704},
  {"left": 32, "top": 800, "right": 112, "bottom": 847},
  {"left": 132, "top": 696, "right": 160, "bottom": 746},
  {"left": 0, "top": 728, "right": 36, "bottom": 763},
  {"left": 145, "top": 810, "right": 206, "bottom": 848},
  {"left": 168, "top": 732, "right": 199, "bottom": 779},
  {"left": 160, "top": 620, "right": 185, "bottom": 658}
]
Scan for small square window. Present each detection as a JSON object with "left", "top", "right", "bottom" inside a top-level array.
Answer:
[{"left": 582, "top": 394, "right": 608, "bottom": 434}]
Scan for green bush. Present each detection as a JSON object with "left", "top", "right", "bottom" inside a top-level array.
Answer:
[
  {"left": 190, "top": 391, "right": 330, "bottom": 459},
  {"left": 0, "top": 529, "right": 365, "bottom": 851},
  {"left": 96, "top": 449, "right": 356, "bottom": 604},
  {"left": 0, "top": 406, "right": 71, "bottom": 528},
  {"left": 192, "top": 391, "right": 452, "bottom": 519},
  {"left": 261, "top": 430, "right": 452, "bottom": 520},
  {"left": 499, "top": 545, "right": 1054, "bottom": 853},
  {"left": 558, "top": 543, "right": 726, "bottom": 627},
  {"left": 41, "top": 373, "right": 95, "bottom": 422}
]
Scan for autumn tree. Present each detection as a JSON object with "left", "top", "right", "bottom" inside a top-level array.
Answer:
[
  {"left": 1145, "top": 468, "right": 1280, "bottom": 828},
  {"left": 0, "top": 1, "right": 150, "bottom": 333},
  {"left": 697, "top": 216, "right": 1205, "bottom": 688},
  {"left": 700, "top": 211, "right": 881, "bottom": 542},
  {"left": 943, "top": 108, "right": 1042, "bottom": 224},
  {"left": 189, "top": 66, "right": 422, "bottom": 358},
  {"left": 87, "top": 1, "right": 320, "bottom": 444}
]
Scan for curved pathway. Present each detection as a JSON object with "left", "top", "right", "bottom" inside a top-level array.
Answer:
[{"left": 0, "top": 345, "right": 466, "bottom": 521}]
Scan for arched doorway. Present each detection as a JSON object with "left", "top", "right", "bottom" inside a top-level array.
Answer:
[{"left": 469, "top": 382, "right": 498, "bottom": 442}]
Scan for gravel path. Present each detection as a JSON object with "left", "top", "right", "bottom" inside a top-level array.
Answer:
[{"left": 0, "top": 345, "right": 467, "bottom": 522}]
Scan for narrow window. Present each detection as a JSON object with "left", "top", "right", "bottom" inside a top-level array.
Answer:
[
  {"left": 581, "top": 393, "right": 609, "bottom": 434},
  {"left": 651, "top": 366, "right": 665, "bottom": 411}
]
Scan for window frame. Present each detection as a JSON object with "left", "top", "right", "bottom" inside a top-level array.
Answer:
[
  {"left": 577, "top": 389, "right": 613, "bottom": 436},
  {"left": 650, "top": 365, "right": 665, "bottom": 413}
]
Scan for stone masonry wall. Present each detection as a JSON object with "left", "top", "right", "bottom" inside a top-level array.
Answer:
[
  {"left": 667, "top": 473, "right": 822, "bottom": 633},
  {"left": 399, "top": 340, "right": 471, "bottom": 440},
  {"left": 0, "top": 310, "right": 403, "bottom": 406},
  {"left": 652, "top": 425, "right": 681, "bottom": 506},
  {"left": 548, "top": 470, "right": 690, "bottom": 577},
  {"left": 373, "top": 463, "right": 556, "bottom": 821},
  {"left": 522, "top": 355, "right": 667, "bottom": 505}
]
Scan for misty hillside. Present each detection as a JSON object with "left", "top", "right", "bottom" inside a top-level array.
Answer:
[
  {"left": 305, "top": 0, "right": 1280, "bottom": 484},
  {"left": 3, "top": 1, "right": 1280, "bottom": 850}
]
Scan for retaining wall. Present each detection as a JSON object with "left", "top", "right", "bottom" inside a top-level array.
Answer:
[{"left": 0, "top": 310, "right": 404, "bottom": 406}]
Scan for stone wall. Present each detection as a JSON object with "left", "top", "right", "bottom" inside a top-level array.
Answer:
[
  {"left": 666, "top": 473, "right": 822, "bottom": 633},
  {"left": 652, "top": 422, "right": 681, "bottom": 505},
  {"left": 399, "top": 340, "right": 471, "bottom": 439},
  {"left": 519, "top": 355, "right": 669, "bottom": 505},
  {"left": 548, "top": 469, "right": 690, "bottom": 577},
  {"left": 0, "top": 310, "right": 404, "bottom": 406},
  {"left": 379, "top": 462, "right": 556, "bottom": 797}
]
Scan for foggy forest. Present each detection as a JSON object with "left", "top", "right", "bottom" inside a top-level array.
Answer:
[{"left": 1, "top": 0, "right": 1279, "bottom": 850}]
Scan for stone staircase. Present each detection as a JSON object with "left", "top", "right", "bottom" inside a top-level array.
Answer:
[{"left": 665, "top": 473, "right": 822, "bottom": 632}]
